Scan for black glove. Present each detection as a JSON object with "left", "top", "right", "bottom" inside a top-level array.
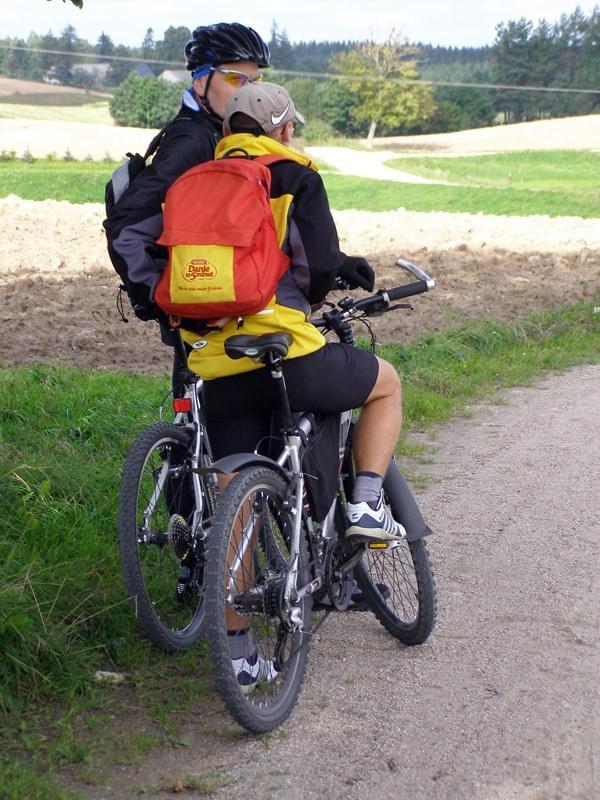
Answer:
[
  {"left": 128, "top": 281, "right": 160, "bottom": 321},
  {"left": 338, "top": 255, "right": 375, "bottom": 292},
  {"left": 132, "top": 302, "right": 160, "bottom": 322}
]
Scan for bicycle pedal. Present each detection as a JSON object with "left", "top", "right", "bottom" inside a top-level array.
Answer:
[{"left": 367, "top": 540, "right": 403, "bottom": 550}]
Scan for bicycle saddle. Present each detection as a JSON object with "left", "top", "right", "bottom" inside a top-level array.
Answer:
[{"left": 224, "top": 333, "right": 293, "bottom": 361}]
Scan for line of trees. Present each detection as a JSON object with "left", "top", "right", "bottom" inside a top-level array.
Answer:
[
  {"left": 1, "top": 8, "right": 599, "bottom": 135},
  {"left": 0, "top": 24, "right": 192, "bottom": 88},
  {"left": 492, "top": 7, "right": 600, "bottom": 121}
]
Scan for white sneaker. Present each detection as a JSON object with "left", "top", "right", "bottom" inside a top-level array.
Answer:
[
  {"left": 232, "top": 652, "right": 279, "bottom": 695},
  {"left": 346, "top": 494, "right": 407, "bottom": 542}
]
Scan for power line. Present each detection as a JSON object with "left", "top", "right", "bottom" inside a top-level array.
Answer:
[
  {"left": 1, "top": 43, "right": 599, "bottom": 95},
  {"left": 0, "top": 43, "right": 181, "bottom": 66},
  {"left": 274, "top": 67, "right": 600, "bottom": 95}
]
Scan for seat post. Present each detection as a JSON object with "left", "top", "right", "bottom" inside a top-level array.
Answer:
[
  {"left": 268, "top": 352, "right": 295, "bottom": 433},
  {"left": 171, "top": 329, "right": 191, "bottom": 399}
]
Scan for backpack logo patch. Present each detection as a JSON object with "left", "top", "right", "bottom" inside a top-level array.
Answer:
[{"left": 183, "top": 259, "right": 217, "bottom": 282}]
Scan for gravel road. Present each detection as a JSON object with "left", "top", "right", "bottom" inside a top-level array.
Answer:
[{"left": 86, "top": 363, "right": 600, "bottom": 800}]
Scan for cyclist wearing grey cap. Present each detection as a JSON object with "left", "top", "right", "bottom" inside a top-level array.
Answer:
[{"left": 182, "top": 82, "right": 406, "bottom": 545}]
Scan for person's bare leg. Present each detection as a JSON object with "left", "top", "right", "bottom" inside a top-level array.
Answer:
[
  {"left": 216, "top": 472, "right": 255, "bottom": 632},
  {"left": 352, "top": 357, "right": 402, "bottom": 477}
]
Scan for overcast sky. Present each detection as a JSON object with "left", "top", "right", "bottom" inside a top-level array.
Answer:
[{"left": 2, "top": 1, "right": 595, "bottom": 51}]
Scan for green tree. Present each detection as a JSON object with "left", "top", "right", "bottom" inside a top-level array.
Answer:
[
  {"left": 269, "top": 21, "right": 295, "bottom": 69},
  {"left": 105, "top": 45, "right": 134, "bottom": 86},
  {"left": 492, "top": 18, "right": 534, "bottom": 121},
  {"left": 141, "top": 27, "right": 155, "bottom": 60},
  {"left": 330, "top": 32, "right": 435, "bottom": 146},
  {"left": 95, "top": 32, "right": 114, "bottom": 62},
  {"left": 3, "top": 37, "right": 34, "bottom": 78},
  {"left": 109, "top": 72, "right": 182, "bottom": 127},
  {"left": 416, "top": 60, "right": 496, "bottom": 132},
  {"left": 155, "top": 26, "right": 191, "bottom": 63},
  {"left": 317, "top": 79, "right": 363, "bottom": 135}
]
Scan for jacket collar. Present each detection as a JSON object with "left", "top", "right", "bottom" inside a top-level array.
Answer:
[{"left": 215, "top": 133, "right": 318, "bottom": 172}]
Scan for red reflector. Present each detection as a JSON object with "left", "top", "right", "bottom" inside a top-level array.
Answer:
[{"left": 173, "top": 398, "right": 192, "bottom": 413}]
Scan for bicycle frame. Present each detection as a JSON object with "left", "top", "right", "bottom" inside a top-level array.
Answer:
[
  {"left": 154, "top": 332, "right": 215, "bottom": 540},
  {"left": 216, "top": 258, "right": 438, "bottom": 631}
]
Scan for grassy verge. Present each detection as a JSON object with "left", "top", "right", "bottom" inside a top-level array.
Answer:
[
  {"left": 0, "top": 297, "right": 598, "bottom": 795},
  {"left": 385, "top": 150, "right": 600, "bottom": 193},
  {"left": 3, "top": 159, "right": 600, "bottom": 217},
  {"left": 323, "top": 173, "right": 600, "bottom": 217},
  {"left": 382, "top": 300, "right": 600, "bottom": 429},
  {"left": 0, "top": 160, "right": 115, "bottom": 203}
]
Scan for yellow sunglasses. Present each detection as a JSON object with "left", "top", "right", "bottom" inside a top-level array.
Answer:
[{"left": 212, "top": 67, "right": 263, "bottom": 88}]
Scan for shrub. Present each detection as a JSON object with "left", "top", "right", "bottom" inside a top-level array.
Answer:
[
  {"left": 109, "top": 72, "right": 183, "bottom": 128},
  {"left": 301, "top": 118, "right": 336, "bottom": 144}
]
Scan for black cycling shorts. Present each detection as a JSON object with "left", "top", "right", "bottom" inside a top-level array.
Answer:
[{"left": 202, "top": 343, "right": 379, "bottom": 459}]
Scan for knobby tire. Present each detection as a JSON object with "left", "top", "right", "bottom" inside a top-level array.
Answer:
[
  {"left": 204, "top": 466, "right": 311, "bottom": 733},
  {"left": 119, "top": 422, "right": 210, "bottom": 652},
  {"left": 354, "top": 460, "right": 437, "bottom": 644}
]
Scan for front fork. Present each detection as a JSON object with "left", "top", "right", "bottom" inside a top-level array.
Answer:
[{"left": 280, "top": 435, "right": 307, "bottom": 630}]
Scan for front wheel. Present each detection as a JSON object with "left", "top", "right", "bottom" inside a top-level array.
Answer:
[
  {"left": 119, "top": 422, "right": 211, "bottom": 652},
  {"left": 204, "top": 467, "right": 311, "bottom": 733},
  {"left": 354, "top": 462, "right": 437, "bottom": 645}
]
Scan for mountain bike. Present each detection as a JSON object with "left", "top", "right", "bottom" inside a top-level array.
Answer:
[
  {"left": 118, "top": 327, "right": 217, "bottom": 652},
  {"left": 203, "top": 258, "right": 437, "bottom": 733}
]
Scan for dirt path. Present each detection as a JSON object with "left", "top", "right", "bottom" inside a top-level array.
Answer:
[
  {"left": 73, "top": 363, "right": 600, "bottom": 799},
  {"left": 305, "top": 146, "right": 450, "bottom": 182}
]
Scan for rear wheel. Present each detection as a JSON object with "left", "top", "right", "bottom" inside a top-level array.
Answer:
[
  {"left": 204, "top": 467, "right": 311, "bottom": 733},
  {"left": 119, "top": 422, "right": 213, "bottom": 651},
  {"left": 353, "top": 461, "right": 436, "bottom": 644}
]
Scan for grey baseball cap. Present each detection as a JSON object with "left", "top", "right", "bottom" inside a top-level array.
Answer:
[{"left": 224, "top": 82, "right": 306, "bottom": 134}]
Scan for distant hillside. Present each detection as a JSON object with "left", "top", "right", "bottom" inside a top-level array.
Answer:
[{"left": 0, "top": 76, "right": 109, "bottom": 104}]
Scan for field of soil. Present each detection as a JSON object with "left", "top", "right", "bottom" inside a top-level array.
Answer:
[
  {"left": 1, "top": 194, "right": 599, "bottom": 373},
  {"left": 1, "top": 100, "right": 599, "bottom": 373}
]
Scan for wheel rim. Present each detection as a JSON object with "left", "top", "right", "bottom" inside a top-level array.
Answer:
[
  {"left": 361, "top": 539, "right": 420, "bottom": 626},
  {"left": 221, "top": 484, "right": 306, "bottom": 714},
  {"left": 134, "top": 437, "right": 204, "bottom": 637}
]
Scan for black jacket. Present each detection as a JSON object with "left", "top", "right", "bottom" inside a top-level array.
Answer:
[{"left": 103, "top": 103, "right": 222, "bottom": 314}]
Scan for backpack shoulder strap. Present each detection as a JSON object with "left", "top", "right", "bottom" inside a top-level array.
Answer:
[
  {"left": 143, "top": 123, "right": 171, "bottom": 160},
  {"left": 254, "top": 154, "right": 291, "bottom": 167}
]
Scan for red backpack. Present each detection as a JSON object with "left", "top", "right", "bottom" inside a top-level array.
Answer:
[{"left": 154, "top": 153, "right": 289, "bottom": 321}]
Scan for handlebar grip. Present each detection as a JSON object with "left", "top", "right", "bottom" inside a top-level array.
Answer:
[{"left": 387, "top": 281, "right": 430, "bottom": 301}]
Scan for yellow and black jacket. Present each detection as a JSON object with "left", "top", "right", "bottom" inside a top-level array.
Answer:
[{"left": 181, "top": 133, "right": 345, "bottom": 380}]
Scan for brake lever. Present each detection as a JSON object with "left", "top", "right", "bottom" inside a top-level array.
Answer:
[{"left": 365, "top": 301, "right": 414, "bottom": 317}]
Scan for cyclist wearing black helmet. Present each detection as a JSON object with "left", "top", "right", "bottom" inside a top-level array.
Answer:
[{"left": 103, "top": 22, "right": 270, "bottom": 321}]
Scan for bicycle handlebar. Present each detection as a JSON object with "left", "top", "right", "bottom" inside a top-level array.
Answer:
[
  {"left": 312, "top": 258, "right": 436, "bottom": 329},
  {"left": 395, "top": 258, "right": 436, "bottom": 289}
]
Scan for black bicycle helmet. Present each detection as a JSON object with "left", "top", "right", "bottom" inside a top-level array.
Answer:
[{"left": 184, "top": 22, "right": 270, "bottom": 70}]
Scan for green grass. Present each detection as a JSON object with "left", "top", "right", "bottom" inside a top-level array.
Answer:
[
  {"left": 368, "top": 149, "right": 600, "bottom": 217},
  {"left": 0, "top": 101, "right": 112, "bottom": 125},
  {"left": 0, "top": 160, "right": 116, "bottom": 203},
  {"left": 2, "top": 151, "right": 600, "bottom": 216},
  {"left": 383, "top": 301, "right": 600, "bottom": 429},
  {"left": 0, "top": 297, "right": 598, "bottom": 793},
  {"left": 385, "top": 150, "right": 600, "bottom": 192},
  {"left": 322, "top": 172, "right": 600, "bottom": 217}
]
